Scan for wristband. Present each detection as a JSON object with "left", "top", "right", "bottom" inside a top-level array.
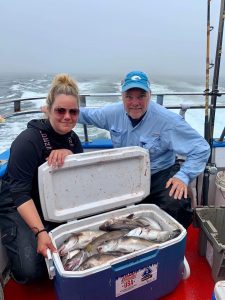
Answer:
[{"left": 35, "top": 228, "right": 47, "bottom": 238}]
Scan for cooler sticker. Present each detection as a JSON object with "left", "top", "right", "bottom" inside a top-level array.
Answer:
[{"left": 115, "top": 263, "right": 158, "bottom": 297}]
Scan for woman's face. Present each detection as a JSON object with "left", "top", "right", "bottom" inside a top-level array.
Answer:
[{"left": 48, "top": 94, "right": 79, "bottom": 135}]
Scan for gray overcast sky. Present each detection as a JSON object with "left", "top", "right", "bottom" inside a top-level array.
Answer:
[{"left": 0, "top": 0, "right": 224, "bottom": 83}]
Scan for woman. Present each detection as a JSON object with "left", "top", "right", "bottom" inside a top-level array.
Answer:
[{"left": 0, "top": 74, "right": 83, "bottom": 283}]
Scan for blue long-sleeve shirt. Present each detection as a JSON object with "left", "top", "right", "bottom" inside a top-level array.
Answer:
[{"left": 79, "top": 101, "right": 210, "bottom": 185}]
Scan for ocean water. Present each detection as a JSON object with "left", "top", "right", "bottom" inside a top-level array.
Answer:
[{"left": 0, "top": 73, "right": 225, "bottom": 154}]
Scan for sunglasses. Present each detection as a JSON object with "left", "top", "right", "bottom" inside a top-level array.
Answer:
[{"left": 54, "top": 107, "right": 80, "bottom": 116}]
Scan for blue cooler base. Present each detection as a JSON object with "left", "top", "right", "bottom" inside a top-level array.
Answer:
[
  {"left": 0, "top": 149, "right": 10, "bottom": 178},
  {"left": 53, "top": 237, "right": 186, "bottom": 300}
]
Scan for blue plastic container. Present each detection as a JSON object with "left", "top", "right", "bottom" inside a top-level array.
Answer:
[
  {"left": 52, "top": 234, "right": 186, "bottom": 300},
  {"left": 0, "top": 149, "right": 10, "bottom": 178}
]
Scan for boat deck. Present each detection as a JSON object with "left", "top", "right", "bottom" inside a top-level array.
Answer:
[{"left": 3, "top": 225, "right": 214, "bottom": 300}]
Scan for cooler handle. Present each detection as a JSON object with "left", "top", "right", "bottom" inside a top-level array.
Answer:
[
  {"left": 182, "top": 256, "right": 190, "bottom": 279},
  {"left": 45, "top": 249, "right": 55, "bottom": 280}
]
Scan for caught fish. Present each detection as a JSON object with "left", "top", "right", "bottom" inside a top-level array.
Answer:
[
  {"left": 136, "top": 216, "right": 162, "bottom": 231},
  {"left": 64, "top": 250, "right": 89, "bottom": 271},
  {"left": 99, "top": 214, "right": 143, "bottom": 231},
  {"left": 99, "top": 214, "right": 162, "bottom": 231},
  {"left": 127, "top": 227, "right": 181, "bottom": 242},
  {"left": 78, "top": 253, "right": 122, "bottom": 271},
  {"left": 98, "top": 236, "right": 154, "bottom": 254},
  {"left": 85, "top": 230, "right": 128, "bottom": 255},
  {"left": 61, "top": 249, "right": 80, "bottom": 266},
  {"left": 58, "top": 230, "right": 105, "bottom": 256}
]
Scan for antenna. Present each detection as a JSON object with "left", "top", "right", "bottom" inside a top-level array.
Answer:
[
  {"left": 204, "top": 0, "right": 212, "bottom": 143},
  {"left": 208, "top": 0, "right": 225, "bottom": 145},
  {"left": 202, "top": 0, "right": 225, "bottom": 205}
]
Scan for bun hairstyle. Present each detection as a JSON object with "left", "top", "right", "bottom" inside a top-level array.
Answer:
[{"left": 46, "top": 74, "right": 79, "bottom": 109}]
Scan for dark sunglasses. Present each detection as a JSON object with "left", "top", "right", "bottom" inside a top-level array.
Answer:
[{"left": 54, "top": 107, "right": 80, "bottom": 116}]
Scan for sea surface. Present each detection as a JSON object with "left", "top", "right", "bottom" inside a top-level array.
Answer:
[{"left": 0, "top": 72, "right": 225, "bottom": 154}]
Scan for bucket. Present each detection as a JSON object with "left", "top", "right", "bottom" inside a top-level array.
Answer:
[{"left": 215, "top": 171, "right": 225, "bottom": 206}]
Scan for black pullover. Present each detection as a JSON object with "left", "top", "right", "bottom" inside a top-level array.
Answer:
[{"left": 0, "top": 119, "right": 83, "bottom": 222}]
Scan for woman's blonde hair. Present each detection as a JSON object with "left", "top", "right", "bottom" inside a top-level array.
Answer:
[{"left": 46, "top": 74, "right": 79, "bottom": 110}]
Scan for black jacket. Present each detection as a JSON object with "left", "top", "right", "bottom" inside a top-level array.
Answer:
[{"left": 0, "top": 119, "right": 83, "bottom": 220}]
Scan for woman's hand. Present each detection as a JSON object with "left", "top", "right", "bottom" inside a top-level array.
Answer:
[
  {"left": 17, "top": 200, "right": 58, "bottom": 257},
  {"left": 36, "top": 231, "right": 57, "bottom": 257},
  {"left": 165, "top": 177, "right": 187, "bottom": 200},
  {"left": 47, "top": 149, "right": 73, "bottom": 167}
]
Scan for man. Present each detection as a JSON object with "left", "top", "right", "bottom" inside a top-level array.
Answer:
[{"left": 78, "top": 71, "right": 210, "bottom": 228}]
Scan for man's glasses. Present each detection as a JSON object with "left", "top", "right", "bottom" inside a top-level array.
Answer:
[{"left": 54, "top": 107, "right": 80, "bottom": 116}]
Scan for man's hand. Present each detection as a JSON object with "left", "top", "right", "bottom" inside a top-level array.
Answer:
[
  {"left": 47, "top": 149, "right": 73, "bottom": 167},
  {"left": 40, "top": 105, "right": 48, "bottom": 114},
  {"left": 166, "top": 177, "right": 187, "bottom": 200}
]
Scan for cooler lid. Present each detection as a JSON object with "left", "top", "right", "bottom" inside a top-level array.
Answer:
[{"left": 38, "top": 146, "right": 150, "bottom": 222}]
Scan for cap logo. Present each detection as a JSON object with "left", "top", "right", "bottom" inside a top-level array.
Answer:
[{"left": 131, "top": 75, "right": 141, "bottom": 81}]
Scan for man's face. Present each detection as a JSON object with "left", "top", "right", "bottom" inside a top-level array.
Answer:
[{"left": 122, "top": 88, "right": 150, "bottom": 119}]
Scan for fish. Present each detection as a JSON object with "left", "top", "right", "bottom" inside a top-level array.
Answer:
[
  {"left": 98, "top": 214, "right": 144, "bottom": 231},
  {"left": 99, "top": 214, "right": 162, "bottom": 231},
  {"left": 97, "top": 236, "right": 154, "bottom": 254},
  {"left": 61, "top": 249, "right": 80, "bottom": 266},
  {"left": 58, "top": 230, "right": 105, "bottom": 256},
  {"left": 136, "top": 216, "right": 162, "bottom": 231},
  {"left": 62, "top": 230, "right": 128, "bottom": 270},
  {"left": 78, "top": 253, "right": 122, "bottom": 271},
  {"left": 63, "top": 250, "right": 89, "bottom": 271},
  {"left": 126, "top": 227, "right": 181, "bottom": 242},
  {"left": 85, "top": 230, "right": 128, "bottom": 255}
]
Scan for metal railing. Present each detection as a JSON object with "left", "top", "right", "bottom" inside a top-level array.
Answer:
[
  {"left": 1, "top": 92, "right": 225, "bottom": 142},
  {"left": 1, "top": 91, "right": 225, "bottom": 110}
]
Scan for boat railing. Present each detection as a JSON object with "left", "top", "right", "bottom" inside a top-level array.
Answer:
[
  {"left": 1, "top": 92, "right": 225, "bottom": 142},
  {"left": 1, "top": 92, "right": 225, "bottom": 109}
]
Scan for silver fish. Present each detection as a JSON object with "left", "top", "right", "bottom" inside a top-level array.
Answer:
[
  {"left": 98, "top": 236, "right": 154, "bottom": 254},
  {"left": 127, "top": 227, "right": 180, "bottom": 242},
  {"left": 61, "top": 249, "right": 80, "bottom": 266},
  {"left": 99, "top": 214, "right": 146, "bottom": 231},
  {"left": 64, "top": 250, "right": 89, "bottom": 271},
  {"left": 136, "top": 216, "right": 162, "bottom": 231},
  {"left": 99, "top": 214, "right": 162, "bottom": 231},
  {"left": 58, "top": 230, "right": 105, "bottom": 256},
  {"left": 78, "top": 253, "right": 122, "bottom": 271},
  {"left": 85, "top": 230, "right": 128, "bottom": 255}
]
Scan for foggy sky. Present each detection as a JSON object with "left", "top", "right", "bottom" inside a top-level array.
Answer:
[{"left": 0, "top": 0, "right": 224, "bottom": 83}]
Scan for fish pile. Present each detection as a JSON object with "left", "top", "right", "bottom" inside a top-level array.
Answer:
[{"left": 58, "top": 214, "right": 181, "bottom": 272}]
